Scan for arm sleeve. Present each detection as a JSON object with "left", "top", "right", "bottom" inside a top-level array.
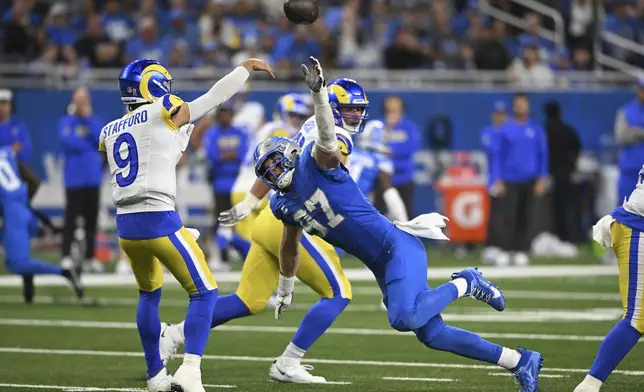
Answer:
[
  {"left": 187, "top": 66, "right": 250, "bottom": 122},
  {"left": 614, "top": 110, "right": 644, "bottom": 145},
  {"left": 383, "top": 187, "right": 409, "bottom": 222},
  {"left": 311, "top": 87, "right": 338, "bottom": 153}
]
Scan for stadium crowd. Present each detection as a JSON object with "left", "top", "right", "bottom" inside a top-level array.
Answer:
[{"left": 0, "top": 0, "right": 637, "bottom": 79}]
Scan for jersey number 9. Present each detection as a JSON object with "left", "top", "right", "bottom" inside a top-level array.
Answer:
[{"left": 114, "top": 133, "right": 139, "bottom": 187}]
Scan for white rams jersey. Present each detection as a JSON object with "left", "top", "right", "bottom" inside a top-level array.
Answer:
[
  {"left": 233, "top": 101, "right": 265, "bottom": 136},
  {"left": 232, "top": 120, "right": 294, "bottom": 194},
  {"left": 99, "top": 94, "right": 186, "bottom": 214},
  {"left": 623, "top": 165, "right": 644, "bottom": 217}
]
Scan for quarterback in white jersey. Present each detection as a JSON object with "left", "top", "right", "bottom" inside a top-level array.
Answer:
[
  {"left": 579, "top": 165, "right": 644, "bottom": 392},
  {"left": 231, "top": 93, "right": 310, "bottom": 240},
  {"left": 100, "top": 58, "right": 273, "bottom": 392}
]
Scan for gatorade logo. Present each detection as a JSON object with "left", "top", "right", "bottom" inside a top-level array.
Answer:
[{"left": 451, "top": 191, "right": 483, "bottom": 230}]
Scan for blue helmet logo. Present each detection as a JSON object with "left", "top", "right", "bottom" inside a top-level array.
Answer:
[
  {"left": 119, "top": 59, "right": 173, "bottom": 105},
  {"left": 327, "top": 78, "right": 369, "bottom": 134}
]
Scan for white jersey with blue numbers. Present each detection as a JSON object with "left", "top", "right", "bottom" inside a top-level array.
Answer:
[
  {"left": 295, "top": 116, "right": 354, "bottom": 157},
  {"left": 349, "top": 148, "right": 394, "bottom": 195},
  {"left": 623, "top": 165, "right": 644, "bottom": 217},
  {"left": 99, "top": 94, "right": 186, "bottom": 214},
  {"left": 233, "top": 120, "right": 294, "bottom": 194}
]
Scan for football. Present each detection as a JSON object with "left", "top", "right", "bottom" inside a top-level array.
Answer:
[{"left": 283, "top": 0, "right": 319, "bottom": 25}]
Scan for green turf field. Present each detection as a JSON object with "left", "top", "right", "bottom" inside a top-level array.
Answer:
[{"left": 0, "top": 255, "right": 642, "bottom": 391}]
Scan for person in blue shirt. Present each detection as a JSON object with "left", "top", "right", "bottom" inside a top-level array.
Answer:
[
  {"left": 0, "top": 145, "right": 83, "bottom": 303},
  {"left": 614, "top": 77, "right": 644, "bottom": 204},
  {"left": 257, "top": 57, "right": 543, "bottom": 391},
  {"left": 203, "top": 102, "right": 249, "bottom": 271},
  {"left": 480, "top": 101, "right": 508, "bottom": 264},
  {"left": 0, "top": 89, "right": 33, "bottom": 163},
  {"left": 125, "top": 18, "right": 171, "bottom": 64},
  {"left": 490, "top": 94, "right": 548, "bottom": 267},
  {"left": 58, "top": 87, "right": 104, "bottom": 274},
  {"left": 378, "top": 95, "right": 421, "bottom": 216}
]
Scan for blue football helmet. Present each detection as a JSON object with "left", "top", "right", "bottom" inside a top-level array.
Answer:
[
  {"left": 254, "top": 137, "right": 301, "bottom": 191},
  {"left": 119, "top": 59, "right": 173, "bottom": 105},
  {"left": 357, "top": 120, "right": 390, "bottom": 154},
  {"left": 273, "top": 93, "right": 309, "bottom": 124},
  {"left": 327, "top": 78, "right": 369, "bottom": 134}
]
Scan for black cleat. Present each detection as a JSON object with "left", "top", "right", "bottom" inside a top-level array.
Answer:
[
  {"left": 22, "top": 275, "right": 34, "bottom": 304},
  {"left": 62, "top": 267, "right": 84, "bottom": 299}
]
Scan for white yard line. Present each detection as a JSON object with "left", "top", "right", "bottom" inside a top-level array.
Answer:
[
  {"left": 487, "top": 372, "right": 569, "bottom": 379},
  {"left": 382, "top": 377, "right": 458, "bottom": 382},
  {"left": 0, "top": 318, "right": 632, "bottom": 342},
  {"left": 0, "top": 383, "right": 235, "bottom": 391},
  {"left": 1, "top": 347, "right": 642, "bottom": 377},
  {"left": 0, "top": 265, "right": 618, "bottom": 287}
]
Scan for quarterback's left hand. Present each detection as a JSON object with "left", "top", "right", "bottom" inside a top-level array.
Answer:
[
  {"left": 275, "top": 274, "right": 295, "bottom": 320},
  {"left": 301, "top": 56, "right": 325, "bottom": 93}
]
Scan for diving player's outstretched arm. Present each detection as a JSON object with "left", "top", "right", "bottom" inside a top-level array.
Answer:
[
  {"left": 275, "top": 223, "right": 303, "bottom": 319},
  {"left": 301, "top": 57, "right": 342, "bottom": 170},
  {"left": 218, "top": 178, "right": 270, "bottom": 226},
  {"left": 171, "top": 59, "right": 275, "bottom": 128}
]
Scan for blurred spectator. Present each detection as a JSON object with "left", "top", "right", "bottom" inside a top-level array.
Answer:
[
  {"left": 1, "top": 0, "right": 40, "bottom": 61},
  {"left": 167, "top": 41, "right": 191, "bottom": 68},
  {"left": 614, "top": 77, "right": 644, "bottom": 204},
  {"left": 125, "top": 17, "right": 171, "bottom": 64},
  {"left": 167, "top": 9, "right": 199, "bottom": 55},
  {"left": 572, "top": 47, "right": 593, "bottom": 70},
  {"left": 480, "top": 101, "right": 508, "bottom": 264},
  {"left": 203, "top": 103, "right": 248, "bottom": 271},
  {"left": 272, "top": 25, "right": 321, "bottom": 72},
  {"left": 137, "top": 0, "right": 169, "bottom": 35},
  {"left": 58, "top": 87, "right": 104, "bottom": 274},
  {"left": 509, "top": 41, "right": 555, "bottom": 89},
  {"left": 551, "top": 47, "right": 573, "bottom": 70},
  {"left": 384, "top": 27, "right": 430, "bottom": 69},
  {"left": 337, "top": 1, "right": 382, "bottom": 68},
  {"left": 231, "top": 35, "right": 272, "bottom": 69},
  {"left": 75, "top": 16, "right": 123, "bottom": 68},
  {"left": 0, "top": 89, "right": 32, "bottom": 163},
  {"left": 433, "top": 7, "right": 470, "bottom": 69},
  {"left": 70, "top": 0, "right": 97, "bottom": 35},
  {"left": 379, "top": 96, "right": 421, "bottom": 215},
  {"left": 544, "top": 100, "right": 581, "bottom": 243},
  {"left": 101, "top": 0, "right": 134, "bottom": 43},
  {"left": 473, "top": 24, "right": 511, "bottom": 70},
  {"left": 492, "top": 94, "right": 548, "bottom": 266},
  {"left": 196, "top": 40, "right": 231, "bottom": 74},
  {"left": 518, "top": 13, "right": 555, "bottom": 54},
  {"left": 40, "top": 3, "right": 78, "bottom": 74},
  {"left": 604, "top": 0, "right": 638, "bottom": 63},
  {"left": 567, "top": 0, "right": 594, "bottom": 50}
]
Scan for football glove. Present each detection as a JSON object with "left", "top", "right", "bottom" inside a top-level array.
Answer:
[
  {"left": 301, "top": 56, "right": 325, "bottom": 93},
  {"left": 275, "top": 274, "right": 295, "bottom": 320},
  {"left": 218, "top": 194, "right": 260, "bottom": 227}
]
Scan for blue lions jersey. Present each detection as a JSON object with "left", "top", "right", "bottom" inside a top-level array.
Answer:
[
  {"left": 349, "top": 148, "right": 394, "bottom": 195},
  {"left": 270, "top": 143, "right": 395, "bottom": 265},
  {"left": 0, "top": 146, "right": 27, "bottom": 203}
]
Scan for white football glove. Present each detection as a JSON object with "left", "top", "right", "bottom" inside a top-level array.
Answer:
[
  {"left": 218, "top": 194, "right": 260, "bottom": 227},
  {"left": 301, "top": 56, "right": 325, "bottom": 93},
  {"left": 185, "top": 227, "right": 201, "bottom": 241},
  {"left": 275, "top": 274, "right": 295, "bottom": 320}
]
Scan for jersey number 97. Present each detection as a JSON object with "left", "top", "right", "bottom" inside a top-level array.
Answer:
[
  {"left": 114, "top": 133, "right": 139, "bottom": 187},
  {"left": 292, "top": 189, "right": 344, "bottom": 237}
]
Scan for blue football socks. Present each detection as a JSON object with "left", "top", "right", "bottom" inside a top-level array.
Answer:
[
  {"left": 210, "top": 293, "right": 250, "bottom": 328},
  {"left": 184, "top": 289, "right": 218, "bottom": 356},
  {"left": 137, "top": 289, "right": 163, "bottom": 376},
  {"left": 589, "top": 319, "right": 642, "bottom": 382},
  {"left": 292, "top": 297, "right": 350, "bottom": 350}
]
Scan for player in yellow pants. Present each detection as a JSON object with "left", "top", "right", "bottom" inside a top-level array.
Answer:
[{"left": 575, "top": 167, "right": 644, "bottom": 392}]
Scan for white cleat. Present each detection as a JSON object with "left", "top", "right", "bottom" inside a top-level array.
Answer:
[
  {"left": 513, "top": 252, "right": 530, "bottom": 266},
  {"left": 270, "top": 356, "right": 327, "bottom": 383},
  {"left": 173, "top": 364, "right": 206, "bottom": 392},
  {"left": 147, "top": 367, "right": 174, "bottom": 392},
  {"left": 159, "top": 323, "right": 184, "bottom": 366}
]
